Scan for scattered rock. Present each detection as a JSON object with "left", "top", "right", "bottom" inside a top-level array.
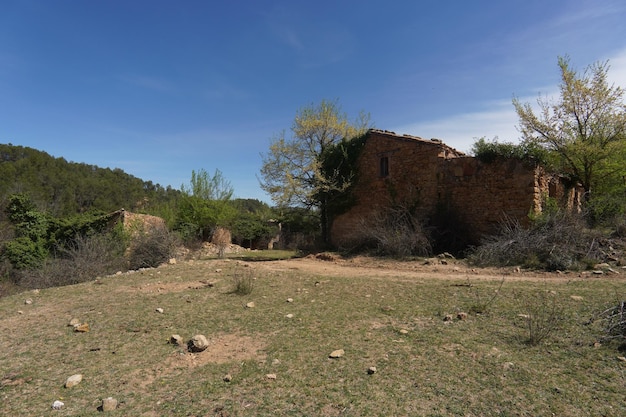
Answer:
[
  {"left": 367, "top": 366, "right": 377, "bottom": 375},
  {"left": 457, "top": 312, "right": 468, "bottom": 320},
  {"left": 517, "top": 314, "right": 530, "bottom": 319},
  {"left": 156, "top": 307, "right": 164, "bottom": 313},
  {"left": 101, "top": 397, "right": 118, "bottom": 411},
  {"left": 246, "top": 302, "right": 255, "bottom": 308},
  {"left": 223, "top": 374, "right": 232, "bottom": 382},
  {"left": 570, "top": 295, "right": 584, "bottom": 301},
  {"left": 592, "top": 270, "right": 604, "bottom": 275},
  {"left": 443, "top": 314, "right": 454, "bottom": 322},
  {"left": 594, "top": 263, "right": 610, "bottom": 270},
  {"left": 285, "top": 314, "right": 294, "bottom": 319},
  {"left": 286, "top": 298, "right": 294, "bottom": 303},
  {"left": 265, "top": 373, "right": 277, "bottom": 380},
  {"left": 17, "top": 310, "right": 23, "bottom": 315},
  {"left": 168, "top": 258, "right": 177, "bottom": 265},
  {"left": 24, "top": 299, "right": 33, "bottom": 305},
  {"left": 68, "top": 318, "right": 81, "bottom": 327},
  {"left": 169, "top": 334, "right": 184, "bottom": 346},
  {"left": 329, "top": 349, "right": 345, "bottom": 359},
  {"left": 188, "top": 335, "right": 209, "bottom": 352},
  {"left": 503, "top": 362, "right": 514, "bottom": 370},
  {"left": 74, "top": 323, "right": 90, "bottom": 333},
  {"left": 65, "top": 374, "right": 83, "bottom": 388},
  {"left": 399, "top": 329, "right": 409, "bottom": 334},
  {"left": 618, "top": 356, "right": 626, "bottom": 362},
  {"left": 51, "top": 400, "right": 65, "bottom": 410},
  {"left": 272, "top": 358, "right": 280, "bottom": 365},
  {"left": 215, "top": 268, "right": 222, "bottom": 273}
]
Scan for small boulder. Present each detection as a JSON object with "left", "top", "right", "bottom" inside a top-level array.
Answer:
[
  {"left": 74, "top": 323, "right": 90, "bottom": 333},
  {"left": 169, "top": 334, "right": 184, "bottom": 346},
  {"left": 457, "top": 312, "right": 468, "bottom": 320},
  {"left": 188, "top": 335, "right": 209, "bottom": 352},
  {"left": 101, "top": 397, "right": 118, "bottom": 411},
  {"left": 65, "top": 374, "right": 83, "bottom": 388},
  {"left": 223, "top": 374, "right": 232, "bottom": 382},
  {"left": 367, "top": 366, "right": 377, "bottom": 375},
  {"left": 156, "top": 307, "right": 164, "bottom": 314},
  {"left": 329, "top": 349, "right": 345, "bottom": 359},
  {"left": 51, "top": 400, "right": 65, "bottom": 410},
  {"left": 246, "top": 302, "right": 255, "bottom": 308}
]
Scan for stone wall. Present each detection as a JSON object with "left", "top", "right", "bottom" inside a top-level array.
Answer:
[{"left": 330, "top": 130, "right": 582, "bottom": 249}]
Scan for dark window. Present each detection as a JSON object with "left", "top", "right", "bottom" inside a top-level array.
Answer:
[{"left": 380, "top": 156, "right": 389, "bottom": 177}]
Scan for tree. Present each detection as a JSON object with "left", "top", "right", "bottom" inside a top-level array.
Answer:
[
  {"left": 259, "top": 99, "right": 371, "bottom": 244},
  {"left": 177, "top": 169, "right": 236, "bottom": 241},
  {"left": 513, "top": 57, "right": 626, "bottom": 206}
]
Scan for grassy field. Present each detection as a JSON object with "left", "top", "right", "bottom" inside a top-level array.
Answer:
[{"left": 1, "top": 255, "right": 625, "bottom": 416}]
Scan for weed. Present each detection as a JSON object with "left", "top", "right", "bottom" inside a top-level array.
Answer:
[{"left": 465, "top": 277, "right": 504, "bottom": 314}]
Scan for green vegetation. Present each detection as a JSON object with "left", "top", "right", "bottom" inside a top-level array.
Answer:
[
  {"left": 0, "top": 143, "right": 180, "bottom": 217},
  {"left": 259, "top": 99, "right": 371, "bottom": 244},
  {"left": 0, "top": 259, "right": 624, "bottom": 416},
  {"left": 513, "top": 56, "right": 626, "bottom": 223}
]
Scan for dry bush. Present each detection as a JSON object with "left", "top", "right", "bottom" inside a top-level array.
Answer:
[
  {"left": 514, "top": 288, "right": 565, "bottom": 346},
  {"left": 15, "top": 233, "right": 127, "bottom": 289},
  {"left": 589, "top": 301, "right": 626, "bottom": 343},
  {"left": 230, "top": 267, "right": 255, "bottom": 295},
  {"left": 128, "top": 227, "right": 180, "bottom": 270},
  {"left": 211, "top": 227, "right": 231, "bottom": 258},
  {"left": 468, "top": 212, "right": 601, "bottom": 270},
  {"left": 355, "top": 206, "right": 432, "bottom": 258}
]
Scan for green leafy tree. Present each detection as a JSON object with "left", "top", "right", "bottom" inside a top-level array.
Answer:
[
  {"left": 513, "top": 57, "right": 626, "bottom": 209},
  {"left": 177, "top": 169, "right": 236, "bottom": 241},
  {"left": 260, "top": 99, "right": 371, "bottom": 244},
  {"left": 3, "top": 194, "right": 50, "bottom": 269}
]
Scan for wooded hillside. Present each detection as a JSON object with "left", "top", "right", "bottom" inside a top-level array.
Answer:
[{"left": 0, "top": 144, "right": 181, "bottom": 217}]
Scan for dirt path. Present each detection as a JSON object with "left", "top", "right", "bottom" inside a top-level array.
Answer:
[{"left": 249, "top": 254, "right": 610, "bottom": 282}]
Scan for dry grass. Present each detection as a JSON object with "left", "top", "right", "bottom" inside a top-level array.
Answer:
[{"left": 0, "top": 257, "right": 625, "bottom": 416}]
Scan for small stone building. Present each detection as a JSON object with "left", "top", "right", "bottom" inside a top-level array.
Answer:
[{"left": 330, "top": 129, "right": 582, "bottom": 249}]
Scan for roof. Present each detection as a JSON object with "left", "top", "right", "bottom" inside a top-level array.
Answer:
[{"left": 367, "top": 129, "right": 466, "bottom": 157}]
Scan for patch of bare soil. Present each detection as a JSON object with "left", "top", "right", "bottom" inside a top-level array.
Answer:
[{"left": 168, "top": 333, "right": 266, "bottom": 368}]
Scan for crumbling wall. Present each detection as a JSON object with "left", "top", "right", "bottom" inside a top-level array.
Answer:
[
  {"left": 329, "top": 130, "right": 583, "bottom": 250},
  {"left": 330, "top": 130, "right": 459, "bottom": 247}
]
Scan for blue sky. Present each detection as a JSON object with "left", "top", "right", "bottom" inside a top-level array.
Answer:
[{"left": 2, "top": 0, "right": 626, "bottom": 203}]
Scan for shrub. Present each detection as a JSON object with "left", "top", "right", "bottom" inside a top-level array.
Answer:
[
  {"left": 355, "top": 206, "right": 432, "bottom": 258},
  {"left": 211, "top": 227, "right": 231, "bottom": 258},
  {"left": 589, "top": 301, "right": 626, "bottom": 344},
  {"left": 514, "top": 288, "right": 564, "bottom": 346},
  {"left": 230, "top": 267, "right": 255, "bottom": 295},
  {"left": 3, "top": 237, "right": 48, "bottom": 270},
  {"left": 14, "top": 233, "right": 127, "bottom": 289},
  {"left": 468, "top": 211, "right": 602, "bottom": 270},
  {"left": 127, "top": 227, "right": 179, "bottom": 270}
]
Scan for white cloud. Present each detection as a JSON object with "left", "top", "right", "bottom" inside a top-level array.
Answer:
[{"left": 395, "top": 46, "right": 626, "bottom": 154}]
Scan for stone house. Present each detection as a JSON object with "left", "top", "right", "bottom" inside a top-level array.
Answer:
[{"left": 330, "top": 129, "right": 582, "bottom": 250}]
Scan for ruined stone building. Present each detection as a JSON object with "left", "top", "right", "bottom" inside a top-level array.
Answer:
[{"left": 330, "top": 129, "right": 582, "bottom": 249}]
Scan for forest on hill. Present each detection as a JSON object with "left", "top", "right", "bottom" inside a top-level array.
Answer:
[{"left": 0, "top": 143, "right": 181, "bottom": 217}]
